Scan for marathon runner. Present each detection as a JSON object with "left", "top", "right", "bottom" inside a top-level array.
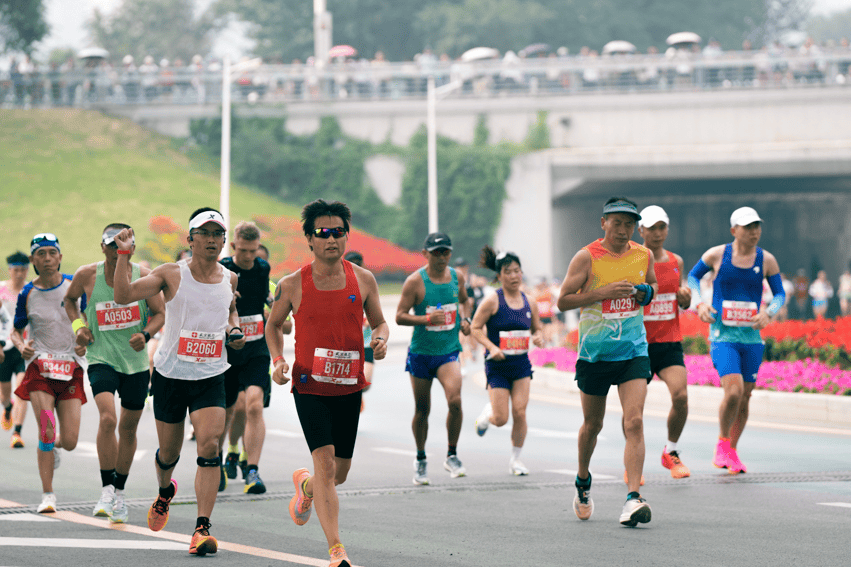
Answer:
[
  {"left": 111, "top": 208, "right": 245, "bottom": 556},
  {"left": 470, "top": 246, "right": 544, "bottom": 475},
  {"left": 396, "top": 232, "right": 472, "bottom": 485},
  {"left": 1, "top": 251, "right": 30, "bottom": 448},
  {"left": 10, "top": 234, "right": 88, "bottom": 513},
  {"left": 533, "top": 278, "right": 556, "bottom": 347},
  {"left": 557, "top": 197, "right": 656, "bottom": 526},
  {"left": 687, "top": 206, "right": 785, "bottom": 474},
  {"left": 266, "top": 199, "right": 388, "bottom": 567},
  {"left": 63, "top": 224, "right": 165, "bottom": 523}
]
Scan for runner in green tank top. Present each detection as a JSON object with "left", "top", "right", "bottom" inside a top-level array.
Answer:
[
  {"left": 64, "top": 224, "right": 165, "bottom": 524},
  {"left": 396, "top": 232, "right": 471, "bottom": 484}
]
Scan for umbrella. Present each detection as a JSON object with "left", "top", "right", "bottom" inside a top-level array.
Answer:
[
  {"left": 602, "top": 40, "right": 637, "bottom": 55},
  {"left": 666, "top": 32, "right": 701, "bottom": 46},
  {"left": 460, "top": 47, "right": 500, "bottom": 62},
  {"left": 328, "top": 45, "right": 357, "bottom": 59},
  {"left": 518, "top": 43, "right": 550, "bottom": 57},
  {"left": 78, "top": 47, "right": 110, "bottom": 60}
]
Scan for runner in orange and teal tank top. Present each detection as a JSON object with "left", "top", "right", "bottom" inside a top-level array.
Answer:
[{"left": 557, "top": 197, "right": 657, "bottom": 528}]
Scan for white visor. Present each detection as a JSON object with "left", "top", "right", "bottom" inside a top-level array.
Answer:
[
  {"left": 189, "top": 210, "right": 227, "bottom": 231},
  {"left": 102, "top": 227, "right": 134, "bottom": 246}
]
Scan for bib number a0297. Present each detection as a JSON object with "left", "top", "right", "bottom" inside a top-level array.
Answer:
[
  {"left": 425, "top": 303, "right": 457, "bottom": 331},
  {"left": 312, "top": 348, "right": 360, "bottom": 385},
  {"left": 644, "top": 293, "right": 677, "bottom": 321},
  {"left": 602, "top": 297, "right": 639, "bottom": 320},
  {"left": 36, "top": 354, "right": 77, "bottom": 381},
  {"left": 177, "top": 330, "right": 224, "bottom": 363},
  {"left": 499, "top": 330, "right": 531, "bottom": 355},
  {"left": 239, "top": 314, "right": 264, "bottom": 342},
  {"left": 721, "top": 300, "right": 758, "bottom": 327},
  {"left": 95, "top": 301, "right": 142, "bottom": 331}
]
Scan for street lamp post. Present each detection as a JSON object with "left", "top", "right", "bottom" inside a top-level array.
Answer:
[{"left": 426, "top": 77, "right": 463, "bottom": 234}]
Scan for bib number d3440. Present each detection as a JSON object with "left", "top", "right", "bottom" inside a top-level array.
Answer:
[
  {"left": 177, "top": 330, "right": 225, "bottom": 363},
  {"left": 312, "top": 348, "right": 360, "bottom": 385},
  {"left": 36, "top": 354, "right": 77, "bottom": 381}
]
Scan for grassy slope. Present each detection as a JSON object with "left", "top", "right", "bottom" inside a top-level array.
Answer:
[{"left": 0, "top": 109, "right": 301, "bottom": 280}]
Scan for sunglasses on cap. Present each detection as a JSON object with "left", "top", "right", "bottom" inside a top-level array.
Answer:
[
  {"left": 312, "top": 227, "right": 347, "bottom": 239},
  {"left": 30, "top": 233, "right": 60, "bottom": 253}
]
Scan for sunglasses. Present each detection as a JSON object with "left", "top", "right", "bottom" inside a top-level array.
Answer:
[
  {"left": 191, "top": 229, "right": 227, "bottom": 238},
  {"left": 31, "top": 233, "right": 59, "bottom": 246},
  {"left": 312, "top": 227, "right": 347, "bottom": 239}
]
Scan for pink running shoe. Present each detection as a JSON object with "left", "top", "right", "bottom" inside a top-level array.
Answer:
[
  {"left": 713, "top": 438, "right": 731, "bottom": 469},
  {"left": 726, "top": 446, "right": 747, "bottom": 474},
  {"left": 289, "top": 468, "right": 313, "bottom": 526}
]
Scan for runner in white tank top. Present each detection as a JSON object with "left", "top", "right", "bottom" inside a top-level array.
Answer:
[{"left": 111, "top": 208, "right": 244, "bottom": 556}]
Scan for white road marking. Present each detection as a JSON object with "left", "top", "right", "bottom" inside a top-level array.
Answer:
[
  {"left": 527, "top": 427, "right": 606, "bottom": 440},
  {"left": 373, "top": 447, "right": 427, "bottom": 457},
  {"left": 267, "top": 429, "right": 300, "bottom": 438},
  {"left": 545, "top": 469, "right": 617, "bottom": 480},
  {"left": 0, "top": 537, "right": 186, "bottom": 550},
  {"left": 70, "top": 442, "right": 147, "bottom": 463},
  {"left": 818, "top": 502, "right": 851, "bottom": 508},
  {"left": 0, "top": 514, "right": 60, "bottom": 522}
]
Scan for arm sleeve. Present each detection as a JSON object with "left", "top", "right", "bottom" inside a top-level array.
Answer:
[
  {"left": 687, "top": 259, "right": 711, "bottom": 303},
  {"left": 766, "top": 273, "right": 786, "bottom": 316},
  {"left": 13, "top": 287, "right": 30, "bottom": 330}
]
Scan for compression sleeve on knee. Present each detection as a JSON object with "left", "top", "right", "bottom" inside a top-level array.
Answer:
[
  {"left": 688, "top": 259, "right": 711, "bottom": 303},
  {"left": 155, "top": 448, "right": 180, "bottom": 470},
  {"left": 766, "top": 273, "right": 786, "bottom": 316},
  {"left": 38, "top": 440, "right": 55, "bottom": 452},
  {"left": 197, "top": 455, "right": 222, "bottom": 467}
]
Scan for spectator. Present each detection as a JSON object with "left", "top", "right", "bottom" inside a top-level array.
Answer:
[
  {"left": 838, "top": 269, "right": 851, "bottom": 317},
  {"left": 809, "top": 270, "right": 834, "bottom": 319},
  {"left": 138, "top": 55, "right": 159, "bottom": 101},
  {"left": 791, "top": 268, "right": 810, "bottom": 319}
]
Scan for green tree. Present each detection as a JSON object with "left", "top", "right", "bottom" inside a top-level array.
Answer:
[
  {"left": 0, "top": 0, "right": 48, "bottom": 53},
  {"left": 86, "top": 0, "right": 214, "bottom": 63}
]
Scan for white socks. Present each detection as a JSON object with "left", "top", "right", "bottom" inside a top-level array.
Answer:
[
  {"left": 665, "top": 441, "right": 678, "bottom": 454},
  {"left": 511, "top": 446, "right": 522, "bottom": 461}
]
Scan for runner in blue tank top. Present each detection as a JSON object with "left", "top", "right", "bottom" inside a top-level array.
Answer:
[
  {"left": 688, "top": 207, "right": 785, "bottom": 475},
  {"left": 470, "top": 246, "right": 544, "bottom": 476},
  {"left": 396, "top": 232, "right": 471, "bottom": 485}
]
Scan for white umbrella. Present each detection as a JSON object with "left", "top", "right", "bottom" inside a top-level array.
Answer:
[
  {"left": 460, "top": 47, "right": 500, "bottom": 62},
  {"left": 666, "top": 32, "right": 701, "bottom": 46},
  {"left": 602, "top": 40, "right": 637, "bottom": 55},
  {"left": 78, "top": 47, "right": 110, "bottom": 60}
]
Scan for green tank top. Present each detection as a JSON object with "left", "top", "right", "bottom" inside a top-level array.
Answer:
[
  {"left": 84, "top": 261, "right": 150, "bottom": 374},
  {"left": 409, "top": 267, "right": 462, "bottom": 355}
]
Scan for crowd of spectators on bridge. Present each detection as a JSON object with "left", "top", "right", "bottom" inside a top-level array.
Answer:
[{"left": 2, "top": 33, "right": 851, "bottom": 107}]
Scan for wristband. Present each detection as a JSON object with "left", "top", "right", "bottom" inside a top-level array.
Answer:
[
  {"left": 374, "top": 337, "right": 385, "bottom": 342},
  {"left": 72, "top": 318, "right": 87, "bottom": 333},
  {"left": 464, "top": 317, "right": 472, "bottom": 324},
  {"left": 117, "top": 249, "right": 132, "bottom": 255},
  {"left": 273, "top": 356, "right": 284, "bottom": 366},
  {"left": 142, "top": 330, "right": 151, "bottom": 343}
]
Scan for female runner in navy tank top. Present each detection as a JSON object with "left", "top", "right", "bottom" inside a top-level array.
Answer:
[{"left": 470, "top": 246, "right": 544, "bottom": 476}]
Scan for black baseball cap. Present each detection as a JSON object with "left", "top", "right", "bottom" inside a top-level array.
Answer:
[{"left": 423, "top": 232, "right": 452, "bottom": 251}]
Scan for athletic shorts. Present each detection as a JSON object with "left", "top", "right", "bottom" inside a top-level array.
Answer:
[
  {"left": 575, "top": 356, "right": 651, "bottom": 397},
  {"left": 151, "top": 369, "right": 226, "bottom": 424},
  {"left": 364, "top": 347, "right": 374, "bottom": 364},
  {"left": 648, "top": 342, "right": 685, "bottom": 380},
  {"left": 485, "top": 356, "right": 533, "bottom": 390},
  {"left": 15, "top": 362, "right": 87, "bottom": 404},
  {"left": 224, "top": 355, "right": 271, "bottom": 408},
  {"left": 87, "top": 364, "right": 149, "bottom": 411},
  {"left": 711, "top": 342, "right": 764, "bottom": 383},
  {"left": 405, "top": 349, "right": 460, "bottom": 380},
  {"left": 0, "top": 347, "right": 25, "bottom": 382},
  {"left": 292, "top": 389, "right": 362, "bottom": 459}
]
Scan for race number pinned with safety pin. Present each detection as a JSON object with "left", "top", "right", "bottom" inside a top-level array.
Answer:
[
  {"left": 644, "top": 293, "right": 677, "bottom": 321},
  {"left": 36, "top": 353, "right": 77, "bottom": 381},
  {"left": 721, "top": 300, "right": 758, "bottom": 327},
  {"left": 177, "top": 330, "right": 225, "bottom": 362},
  {"left": 95, "top": 301, "right": 142, "bottom": 331},
  {"left": 312, "top": 348, "right": 360, "bottom": 385},
  {"left": 425, "top": 303, "right": 457, "bottom": 331},
  {"left": 499, "top": 330, "right": 531, "bottom": 355},
  {"left": 239, "top": 314, "right": 265, "bottom": 342}
]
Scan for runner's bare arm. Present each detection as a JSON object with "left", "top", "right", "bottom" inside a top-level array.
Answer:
[
  {"left": 359, "top": 268, "right": 389, "bottom": 361},
  {"left": 266, "top": 274, "right": 297, "bottom": 385},
  {"left": 64, "top": 264, "right": 96, "bottom": 347},
  {"left": 635, "top": 253, "right": 659, "bottom": 304},
  {"left": 529, "top": 295, "right": 545, "bottom": 348},
  {"left": 226, "top": 272, "right": 246, "bottom": 350},
  {"left": 674, "top": 253, "right": 692, "bottom": 309},
  {"left": 112, "top": 228, "right": 172, "bottom": 304},
  {"left": 457, "top": 271, "right": 471, "bottom": 335},
  {"left": 11, "top": 328, "right": 34, "bottom": 359},
  {"left": 395, "top": 273, "right": 429, "bottom": 326},
  {"left": 470, "top": 293, "right": 499, "bottom": 352},
  {"left": 557, "top": 249, "right": 634, "bottom": 310},
  {"left": 139, "top": 265, "right": 166, "bottom": 337}
]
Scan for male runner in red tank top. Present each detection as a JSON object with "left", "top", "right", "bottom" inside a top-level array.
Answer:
[
  {"left": 266, "top": 199, "right": 389, "bottom": 567},
  {"left": 638, "top": 205, "right": 692, "bottom": 479}
]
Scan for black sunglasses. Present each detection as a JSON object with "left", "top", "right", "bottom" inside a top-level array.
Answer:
[{"left": 312, "top": 227, "right": 347, "bottom": 239}]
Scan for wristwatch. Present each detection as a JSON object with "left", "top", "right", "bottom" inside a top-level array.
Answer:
[{"left": 142, "top": 331, "right": 151, "bottom": 343}]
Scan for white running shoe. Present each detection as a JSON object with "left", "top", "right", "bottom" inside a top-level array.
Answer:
[
  {"left": 37, "top": 492, "right": 57, "bottom": 514},
  {"left": 509, "top": 459, "right": 529, "bottom": 476},
  {"left": 110, "top": 491, "right": 128, "bottom": 524},
  {"left": 93, "top": 485, "right": 115, "bottom": 517},
  {"left": 413, "top": 459, "right": 429, "bottom": 485},
  {"left": 475, "top": 403, "right": 492, "bottom": 437},
  {"left": 619, "top": 495, "right": 652, "bottom": 527},
  {"left": 443, "top": 455, "right": 466, "bottom": 478},
  {"left": 53, "top": 447, "right": 61, "bottom": 469}
]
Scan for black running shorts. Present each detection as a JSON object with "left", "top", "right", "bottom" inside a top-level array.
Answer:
[
  {"left": 151, "top": 369, "right": 226, "bottom": 424},
  {"left": 292, "top": 389, "right": 362, "bottom": 459},
  {"left": 575, "top": 356, "right": 651, "bottom": 397},
  {"left": 87, "top": 364, "right": 150, "bottom": 410}
]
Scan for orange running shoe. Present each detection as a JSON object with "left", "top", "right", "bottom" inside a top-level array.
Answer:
[
  {"left": 661, "top": 449, "right": 691, "bottom": 479},
  {"left": 288, "top": 468, "right": 313, "bottom": 525},
  {"left": 328, "top": 543, "right": 351, "bottom": 567},
  {"left": 147, "top": 479, "right": 177, "bottom": 532},
  {"left": 1, "top": 405, "right": 12, "bottom": 430},
  {"left": 623, "top": 470, "right": 645, "bottom": 486},
  {"left": 10, "top": 432, "right": 24, "bottom": 448},
  {"left": 189, "top": 522, "right": 218, "bottom": 556}
]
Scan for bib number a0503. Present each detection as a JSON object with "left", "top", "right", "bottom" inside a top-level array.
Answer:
[
  {"left": 721, "top": 300, "right": 758, "bottom": 327},
  {"left": 312, "top": 348, "right": 360, "bottom": 385},
  {"left": 36, "top": 354, "right": 77, "bottom": 381},
  {"left": 95, "top": 301, "right": 142, "bottom": 331},
  {"left": 239, "top": 314, "right": 264, "bottom": 342},
  {"left": 602, "top": 297, "right": 639, "bottom": 320},
  {"left": 499, "top": 330, "right": 531, "bottom": 355},
  {"left": 644, "top": 293, "right": 677, "bottom": 321},
  {"left": 177, "top": 330, "right": 224, "bottom": 363},
  {"left": 425, "top": 303, "right": 457, "bottom": 332}
]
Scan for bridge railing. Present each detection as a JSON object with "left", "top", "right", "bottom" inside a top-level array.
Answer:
[{"left": 2, "top": 50, "right": 850, "bottom": 107}]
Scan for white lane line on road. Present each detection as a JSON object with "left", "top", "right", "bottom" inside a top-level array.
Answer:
[
  {"left": 818, "top": 502, "right": 851, "bottom": 508},
  {"left": 0, "top": 537, "right": 185, "bottom": 549},
  {"left": 0, "top": 514, "right": 60, "bottom": 522},
  {"left": 267, "top": 429, "right": 301, "bottom": 438},
  {"left": 373, "top": 447, "right": 424, "bottom": 457},
  {"left": 527, "top": 427, "right": 607, "bottom": 440},
  {"left": 545, "top": 470, "right": 617, "bottom": 480},
  {"left": 71, "top": 442, "right": 150, "bottom": 463}
]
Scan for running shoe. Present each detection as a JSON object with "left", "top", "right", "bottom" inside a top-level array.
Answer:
[
  {"left": 53, "top": 447, "right": 61, "bottom": 469},
  {"left": 1, "top": 405, "right": 11, "bottom": 430},
  {"left": 147, "top": 479, "right": 177, "bottom": 531},
  {"left": 443, "top": 455, "right": 466, "bottom": 478},
  {"left": 713, "top": 438, "right": 731, "bottom": 469},
  {"left": 10, "top": 432, "right": 24, "bottom": 448},
  {"left": 37, "top": 492, "right": 56, "bottom": 514},
  {"left": 93, "top": 485, "right": 115, "bottom": 517},
  {"left": 661, "top": 449, "right": 691, "bottom": 479},
  {"left": 573, "top": 476, "right": 594, "bottom": 521},
  {"left": 110, "top": 491, "right": 128, "bottom": 524},
  {"left": 726, "top": 446, "right": 747, "bottom": 474},
  {"left": 474, "top": 403, "right": 492, "bottom": 437},
  {"left": 218, "top": 462, "right": 227, "bottom": 491},
  {"left": 239, "top": 451, "right": 248, "bottom": 479},
  {"left": 509, "top": 459, "right": 529, "bottom": 476},
  {"left": 224, "top": 452, "right": 240, "bottom": 479},
  {"left": 619, "top": 494, "right": 652, "bottom": 527},
  {"left": 413, "top": 459, "right": 429, "bottom": 485},
  {"left": 288, "top": 468, "right": 313, "bottom": 525},
  {"left": 189, "top": 521, "right": 218, "bottom": 556},
  {"left": 623, "top": 470, "right": 645, "bottom": 486},
  {"left": 328, "top": 543, "right": 351, "bottom": 567},
  {"left": 244, "top": 469, "right": 267, "bottom": 494}
]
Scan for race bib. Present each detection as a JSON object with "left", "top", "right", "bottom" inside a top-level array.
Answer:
[
  {"left": 177, "top": 330, "right": 225, "bottom": 363},
  {"left": 36, "top": 354, "right": 77, "bottom": 381},
  {"left": 601, "top": 297, "right": 639, "bottom": 320},
  {"left": 312, "top": 348, "right": 360, "bottom": 385},
  {"left": 721, "top": 300, "right": 758, "bottom": 327},
  {"left": 239, "top": 314, "right": 264, "bottom": 342},
  {"left": 644, "top": 293, "right": 677, "bottom": 322},
  {"left": 95, "top": 301, "right": 142, "bottom": 331},
  {"left": 426, "top": 303, "right": 458, "bottom": 332},
  {"left": 499, "top": 330, "right": 531, "bottom": 355}
]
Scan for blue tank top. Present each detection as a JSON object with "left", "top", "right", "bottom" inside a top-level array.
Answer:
[
  {"left": 484, "top": 289, "right": 533, "bottom": 377},
  {"left": 710, "top": 243, "right": 764, "bottom": 344}
]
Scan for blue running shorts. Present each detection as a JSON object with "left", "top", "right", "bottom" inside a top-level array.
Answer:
[
  {"left": 405, "top": 349, "right": 460, "bottom": 380},
  {"left": 710, "top": 342, "right": 764, "bottom": 383}
]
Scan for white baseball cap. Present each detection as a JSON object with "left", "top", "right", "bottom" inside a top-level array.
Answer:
[
  {"left": 638, "top": 205, "right": 669, "bottom": 228},
  {"left": 189, "top": 210, "right": 227, "bottom": 231},
  {"left": 730, "top": 206, "right": 763, "bottom": 227}
]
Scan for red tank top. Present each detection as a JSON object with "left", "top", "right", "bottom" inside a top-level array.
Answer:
[
  {"left": 643, "top": 252, "right": 682, "bottom": 343},
  {"left": 292, "top": 261, "right": 366, "bottom": 395}
]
